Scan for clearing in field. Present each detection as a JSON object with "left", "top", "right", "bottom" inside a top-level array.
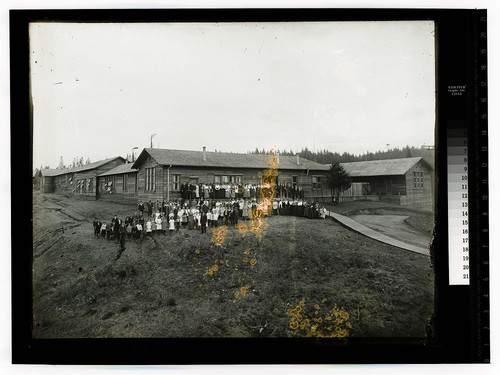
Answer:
[{"left": 32, "top": 192, "right": 434, "bottom": 338}]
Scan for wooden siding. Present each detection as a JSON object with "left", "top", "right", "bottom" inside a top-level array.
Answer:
[
  {"left": 347, "top": 161, "right": 433, "bottom": 211},
  {"left": 401, "top": 163, "right": 433, "bottom": 211},
  {"left": 136, "top": 156, "right": 164, "bottom": 202},
  {"left": 97, "top": 171, "right": 138, "bottom": 200},
  {"left": 40, "top": 176, "right": 55, "bottom": 193},
  {"left": 135, "top": 163, "right": 332, "bottom": 202},
  {"left": 350, "top": 175, "right": 406, "bottom": 196},
  {"left": 51, "top": 158, "right": 125, "bottom": 198}
]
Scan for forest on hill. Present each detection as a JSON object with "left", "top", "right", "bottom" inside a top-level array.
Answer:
[{"left": 249, "top": 145, "right": 428, "bottom": 164}]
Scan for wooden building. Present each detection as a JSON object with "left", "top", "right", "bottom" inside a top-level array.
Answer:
[
  {"left": 131, "top": 147, "right": 331, "bottom": 202},
  {"left": 46, "top": 157, "right": 126, "bottom": 198},
  {"left": 34, "top": 168, "right": 61, "bottom": 193},
  {"left": 96, "top": 163, "right": 138, "bottom": 202},
  {"left": 340, "top": 157, "right": 434, "bottom": 211}
]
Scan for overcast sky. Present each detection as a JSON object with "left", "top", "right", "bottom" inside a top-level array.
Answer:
[{"left": 30, "top": 21, "right": 435, "bottom": 169}]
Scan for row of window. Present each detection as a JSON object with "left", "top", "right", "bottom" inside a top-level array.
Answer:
[
  {"left": 143, "top": 171, "right": 316, "bottom": 192},
  {"left": 214, "top": 175, "right": 242, "bottom": 184},
  {"left": 104, "top": 174, "right": 136, "bottom": 192},
  {"left": 76, "top": 178, "right": 93, "bottom": 193},
  {"left": 413, "top": 171, "right": 424, "bottom": 189}
]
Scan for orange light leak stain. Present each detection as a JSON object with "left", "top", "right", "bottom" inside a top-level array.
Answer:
[
  {"left": 204, "top": 263, "right": 219, "bottom": 277},
  {"left": 250, "top": 154, "right": 278, "bottom": 238},
  {"left": 233, "top": 285, "right": 251, "bottom": 302},
  {"left": 234, "top": 222, "right": 249, "bottom": 236},
  {"left": 287, "top": 299, "right": 352, "bottom": 338},
  {"left": 211, "top": 225, "right": 227, "bottom": 246}
]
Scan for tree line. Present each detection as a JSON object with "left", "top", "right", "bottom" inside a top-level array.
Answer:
[
  {"left": 57, "top": 156, "right": 92, "bottom": 170},
  {"left": 249, "top": 145, "right": 424, "bottom": 163}
]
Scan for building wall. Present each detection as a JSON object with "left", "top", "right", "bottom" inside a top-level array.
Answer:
[
  {"left": 97, "top": 172, "right": 138, "bottom": 201},
  {"left": 401, "top": 163, "right": 433, "bottom": 211},
  {"left": 40, "top": 176, "right": 55, "bottom": 193},
  {"left": 349, "top": 175, "right": 406, "bottom": 197},
  {"left": 52, "top": 159, "right": 125, "bottom": 198},
  {"left": 134, "top": 162, "right": 331, "bottom": 202},
  {"left": 53, "top": 174, "right": 72, "bottom": 194},
  {"left": 73, "top": 170, "right": 97, "bottom": 197},
  {"left": 136, "top": 157, "right": 164, "bottom": 202}
]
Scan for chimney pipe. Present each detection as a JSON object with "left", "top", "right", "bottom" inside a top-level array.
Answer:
[
  {"left": 203, "top": 146, "right": 207, "bottom": 161},
  {"left": 296, "top": 154, "right": 300, "bottom": 165}
]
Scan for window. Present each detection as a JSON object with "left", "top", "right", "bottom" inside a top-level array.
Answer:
[
  {"left": 122, "top": 174, "right": 128, "bottom": 192},
  {"left": 230, "top": 175, "right": 242, "bottom": 183},
  {"left": 312, "top": 176, "right": 322, "bottom": 189},
  {"left": 131, "top": 173, "right": 137, "bottom": 192},
  {"left": 77, "top": 179, "right": 84, "bottom": 193},
  {"left": 413, "top": 171, "right": 424, "bottom": 189},
  {"left": 145, "top": 167, "right": 156, "bottom": 192},
  {"left": 292, "top": 175, "right": 298, "bottom": 187},
  {"left": 104, "top": 176, "right": 114, "bottom": 192},
  {"left": 173, "top": 174, "right": 181, "bottom": 191},
  {"left": 214, "top": 175, "right": 221, "bottom": 184},
  {"left": 87, "top": 178, "right": 93, "bottom": 193}
]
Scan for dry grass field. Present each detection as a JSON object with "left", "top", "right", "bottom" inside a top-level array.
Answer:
[{"left": 32, "top": 192, "right": 434, "bottom": 338}]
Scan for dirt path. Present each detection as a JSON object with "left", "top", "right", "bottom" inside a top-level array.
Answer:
[{"left": 350, "top": 214, "right": 431, "bottom": 249}]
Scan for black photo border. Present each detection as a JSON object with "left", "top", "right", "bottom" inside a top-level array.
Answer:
[{"left": 10, "top": 8, "right": 489, "bottom": 364}]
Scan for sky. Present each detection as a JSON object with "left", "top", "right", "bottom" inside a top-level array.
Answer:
[{"left": 30, "top": 20, "right": 435, "bottom": 169}]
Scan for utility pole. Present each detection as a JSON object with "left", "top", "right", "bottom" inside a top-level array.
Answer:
[{"left": 150, "top": 134, "right": 156, "bottom": 148}]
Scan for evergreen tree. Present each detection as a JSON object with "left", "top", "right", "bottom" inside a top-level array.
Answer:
[
  {"left": 405, "top": 146, "right": 412, "bottom": 158},
  {"left": 326, "top": 162, "right": 351, "bottom": 205},
  {"left": 57, "top": 156, "right": 65, "bottom": 169}
]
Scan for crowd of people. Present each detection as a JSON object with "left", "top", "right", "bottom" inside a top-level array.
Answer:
[
  {"left": 178, "top": 182, "right": 305, "bottom": 201},
  {"left": 92, "top": 198, "right": 328, "bottom": 254}
]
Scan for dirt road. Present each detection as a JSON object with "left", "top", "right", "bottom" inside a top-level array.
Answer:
[{"left": 350, "top": 214, "right": 431, "bottom": 249}]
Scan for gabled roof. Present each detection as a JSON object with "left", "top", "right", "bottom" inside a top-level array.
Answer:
[
  {"left": 133, "top": 148, "right": 329, "bottom": 171},
  {"left": 340, "top": 157, "right": 430, "bottom": 177},
  {"left": 38, "top": 168, "right": 61, "bottom": 177},
  {"left": 98, "top": 163, "right": 138, "bottom": 177},
  {"left": 52, "top": 157, "right": 125, "bottom": 176}
]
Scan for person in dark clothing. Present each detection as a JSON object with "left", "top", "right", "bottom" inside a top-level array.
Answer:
[
  {"left": 313, "top": 203, "right": 320, "bottom": 219},
  {"left": 308, "top": 203, "right": 314, "bottom": 219},
  {"left": 138, "top": 201, "right": 144, "bottom": 216},
  {"left": 200, "top": 212, "right": 207, "bottom": 234},
  {"left": 113, "top": 218, "right": 120, "bottom": 241},
  {"left": 116, "top": 223, "right": 126, "bottom": 260},
  {"left": 232, "top": 205, "right": 239, "bottom": 225},
  {"left": 148, "top": 200, "right": 153, "bottom": 217},
  {"left": 93, "top": 218, "right": 100, "bottom": 237}
]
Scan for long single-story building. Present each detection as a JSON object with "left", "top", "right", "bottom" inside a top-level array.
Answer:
[
  {"left": 131, "top": 147, "right": 331, "bottom": 202},
  {"left": 37, "top": 157, "right": 126, "bottom": 198},
  {"left": 340, "top": 157, "right": 434, "bottom": 211}
]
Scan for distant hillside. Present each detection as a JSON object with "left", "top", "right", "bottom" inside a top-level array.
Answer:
[{"left": 249, "top": 145, "right": 427, "bottom": 164}]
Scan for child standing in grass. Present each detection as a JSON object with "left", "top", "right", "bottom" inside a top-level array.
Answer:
[{"left": 169, "top": 214, "right": 175, "bottom": 234}]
